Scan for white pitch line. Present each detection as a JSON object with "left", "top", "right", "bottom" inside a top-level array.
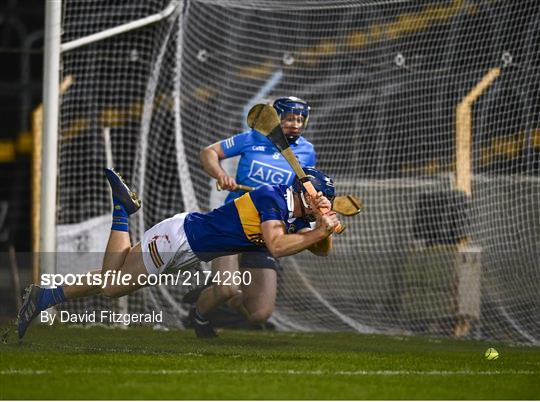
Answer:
[
  {"left": 1, "top": 368, "right": 536, "bottom": 376},
  {"left": 1, "top": 369, "right": 50, "bottom": 375},
  {"left": 52, "top": 344, "right": 203, "bottom": 356}
]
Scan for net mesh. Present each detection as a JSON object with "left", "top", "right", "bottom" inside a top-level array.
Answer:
[{"left": 55, "top": 0, "right": 539, "bottom": 343}]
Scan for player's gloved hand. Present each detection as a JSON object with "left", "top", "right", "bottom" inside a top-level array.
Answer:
[{"left": 217, "top": 174, "right": 237, "bottom": 191}]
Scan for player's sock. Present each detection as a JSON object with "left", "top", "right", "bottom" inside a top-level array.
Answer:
[
  {"left": 111, "top": 195, "right": 130, "bottom": 232},
  {"left": 190, "top": 305, "right": 217, "bottom": 338},
  {"left": 37, "top": 287, "right": 66, "bottom": 311},
  {"left": 194, "top": 306, "right": 209, "bottom": 324}
]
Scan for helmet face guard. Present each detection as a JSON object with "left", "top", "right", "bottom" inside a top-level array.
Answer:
[
  {"left": 273, "top": 97, "right": 310, "bottom": 144},
  {"left": 292, "top": 167, "right": 336, "bottom": 220}
]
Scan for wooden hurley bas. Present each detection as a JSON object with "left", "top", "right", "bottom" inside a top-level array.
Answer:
[{"left": 217, "top": 181, "right": 363, "bottom": 218}]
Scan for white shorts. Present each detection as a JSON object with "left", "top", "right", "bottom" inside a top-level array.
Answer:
[{"left": 141, "top": 212, "right": 199, "bottom": 275}]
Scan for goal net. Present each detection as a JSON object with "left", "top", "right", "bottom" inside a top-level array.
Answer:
[{"left": 52, "top": 0, "right": 539, "bottom": 343}]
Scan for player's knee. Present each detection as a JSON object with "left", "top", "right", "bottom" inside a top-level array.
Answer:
[
  {"left": 248, "top": 308, "right": 273, "bottom": 325},
  {"left": 214, "top": 283, "right": 241, "bottom": 301},
  {"left": 101, "top": 286, "right": 125, "bottom": 298}
]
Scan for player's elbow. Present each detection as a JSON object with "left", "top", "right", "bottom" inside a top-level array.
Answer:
[
  {"left": 199, "top": 147, "right": 212, "bottom": 163},
  {"left": 265, "top": 242, "right": 288, "bottom": 259},
  {"left": 266, "top": 245, "right": 285, "bottom": 259},
  {"left": 261, "top": 223, "right": 293, "bottom": 258},
  {"left": 101, "top": 286, "right": 126, "bottom": 298}
]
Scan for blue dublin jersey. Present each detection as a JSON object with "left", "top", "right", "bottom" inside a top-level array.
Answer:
[
  {"left": 220, "top": 129, "right": 316, "bottom": 203},
  {"left": 183, "top": 185, "right": 311, "bottom": 261}
]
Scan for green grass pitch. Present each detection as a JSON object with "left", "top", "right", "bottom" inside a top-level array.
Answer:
[{"left": 1, "top": 325, "right": 539, "bottom": 399}]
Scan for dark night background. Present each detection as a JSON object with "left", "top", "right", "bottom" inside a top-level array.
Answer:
[{"left": 0, "top": 0, "right": 43, "bottom": 252}]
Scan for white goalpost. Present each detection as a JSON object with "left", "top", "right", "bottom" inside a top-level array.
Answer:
[
  {"left": 41, "top": 0, "right": 540, "bottom": 344},
  {"left": 40, "top": 0, "right": 62, "bottom": 277}
]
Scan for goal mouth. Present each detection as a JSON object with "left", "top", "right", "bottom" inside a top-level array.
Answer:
[{"left": 41, "top": 0, "right": 540, "bottom": 345}]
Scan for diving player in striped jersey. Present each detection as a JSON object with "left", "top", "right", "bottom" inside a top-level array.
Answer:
[{"left": 16, "top": 167, "right": 340, "bottom": 340}]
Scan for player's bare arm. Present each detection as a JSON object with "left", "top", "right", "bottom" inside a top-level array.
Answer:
[
  {"left": 199, "top": 141, "right": 237, "bottom": 190},
  {"left": 262, "top": 190, "right": 339, "bottom": 258},
  {"left": 261, "top": 219, "right": 333, "bottom": 258}
]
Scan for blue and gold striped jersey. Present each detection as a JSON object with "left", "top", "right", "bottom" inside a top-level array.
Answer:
[{"left": 183, "top": 185, "right": 311, "bottom": 261}]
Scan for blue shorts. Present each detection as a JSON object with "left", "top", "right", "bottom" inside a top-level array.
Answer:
[{"left": 239, "top": 250, "right": 279, "bottom": 270}]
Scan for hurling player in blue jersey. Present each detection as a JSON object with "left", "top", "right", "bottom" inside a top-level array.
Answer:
[
  {"left": 15, "top": 167, "right": 340, "bottom": 340},
  {"left": 197, "top": 97, "right": 316, "bottom": 336}
]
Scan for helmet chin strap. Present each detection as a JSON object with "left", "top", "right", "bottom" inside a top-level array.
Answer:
[
  {"left": 286, "top": 135, "right": 300, "bottom": 144},
  {"left": 299, "top": 192, "right": 316, "bottom": 222},
  {"left": 300, "top": 192, "right": 309, "bottom": 209}
]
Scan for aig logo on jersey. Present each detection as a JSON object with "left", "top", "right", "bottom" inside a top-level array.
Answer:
[{"left": 248, "top": 161, "right": 292, "bottom": 185}]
